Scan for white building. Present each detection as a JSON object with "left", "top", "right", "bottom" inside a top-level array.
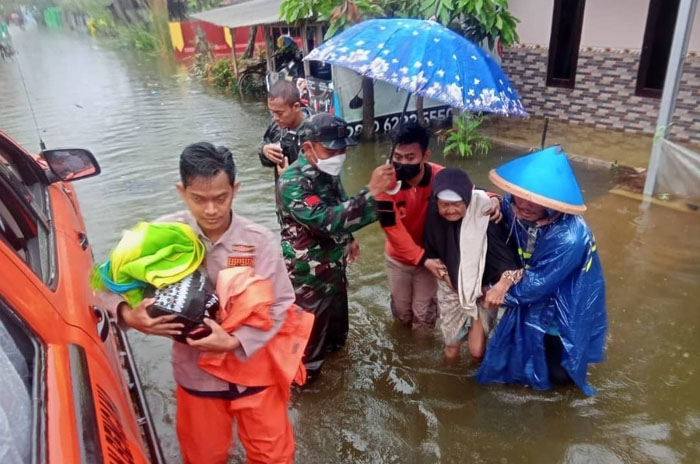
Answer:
[{"left": 503, "top": 0, "right": 700, "bottom": 143}]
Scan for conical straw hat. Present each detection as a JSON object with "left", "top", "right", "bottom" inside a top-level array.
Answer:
[{"left": 488, "top": 145, "right": 586, "bottom": 214}]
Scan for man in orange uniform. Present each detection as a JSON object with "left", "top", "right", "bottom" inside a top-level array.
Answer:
[
  {"left": 375, "top": 122, "right": 445, "bottom": 330},
  {"left": 376, "top": 122, "right": 501, "bottom": 330},
  {"left": 116, "top": 143, "right": 304, "bottom": 464}
]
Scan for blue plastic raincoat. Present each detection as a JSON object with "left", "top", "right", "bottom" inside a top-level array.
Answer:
[{"left": 476, "top": 195, "right": 607, "bottom": 395}]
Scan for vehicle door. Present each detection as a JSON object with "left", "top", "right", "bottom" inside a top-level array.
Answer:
[{"left": 0, "top": 136, "right": 153, "bottom": 463}]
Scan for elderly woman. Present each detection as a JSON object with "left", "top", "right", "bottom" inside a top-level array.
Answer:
[{"left": 423, "top": 168, "right": 522, "bottom": 361}]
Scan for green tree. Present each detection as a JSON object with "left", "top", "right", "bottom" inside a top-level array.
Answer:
[
  {"left": 279, "top": 1, "right": 371, "bottom": 139},
  {"left": 280, "top": 0, "right": 518, "bottom": 46},
  {"left": 279, "top": 0, "right": 519, "bottom": 139},
  {"left": 280, "top": 0, "right": 382, "bottom": 39},
  {"left": 376, "top": 0, "right": 519, "bottom": 48},
  {"left": 280, "top": 0, "right": 383, "bottom": 139}
]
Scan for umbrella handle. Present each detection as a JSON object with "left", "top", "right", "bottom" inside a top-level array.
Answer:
[
  {"left": 386, "top": 180, "right": 402, "bottom": 195},
  {"left": 384, "top": 159, "right": 402, "bottom": 195}
]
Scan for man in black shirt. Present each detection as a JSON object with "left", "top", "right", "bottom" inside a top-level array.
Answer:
[{"left": 259, "top": 79, "right": 313, "bottom": 181}]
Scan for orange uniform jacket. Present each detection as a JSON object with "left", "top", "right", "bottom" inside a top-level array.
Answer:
[
  {"left": 376, "top": 163, "right": 444, "bottom": 267},
  {"left": 198, "top": 266, "right": 314, "bottom": 389}
]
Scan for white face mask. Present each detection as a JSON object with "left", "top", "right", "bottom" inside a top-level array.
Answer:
[{"left": 313, "top": 149, "right": 346, "bottom": 176}]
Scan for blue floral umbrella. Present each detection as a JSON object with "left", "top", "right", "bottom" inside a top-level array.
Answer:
[{"left": 304, "top": 18, "right": 527, "bottom": 117}]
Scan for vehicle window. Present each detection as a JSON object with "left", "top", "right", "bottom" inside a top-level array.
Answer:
[
  {"left": 0, "top": 184, "right": 37, "bottom": 264},
  {"left": 0, "top": 145, "right": 53, "bottom": 283},
  {"left": 0, "top": 147, "right": 34, "bottom": 203},
  {"left": 0, "top": 300, "right": 40, "bottom": 463},
  {"left": 0, "top": 182, "right": 36, "bottom": 262}
]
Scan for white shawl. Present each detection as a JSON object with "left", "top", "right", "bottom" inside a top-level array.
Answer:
[{"left": 457, "top": 190, "right": 492, "bottom": 319}]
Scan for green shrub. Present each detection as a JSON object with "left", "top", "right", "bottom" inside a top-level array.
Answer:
[
  {"left": 441, "top": 112, "right": 491, "bottom": 157},
  {"left": 198, "top": 57, "right": 268, "bottom": 97},
  {"left": 205, "top": 58, "right": 239, "bottom": 94},
  {"left": 117, "top": 25, "right": 161, "bottom": 52},
  {"left": 87, "top": 10, "right": 116, "bottom": 36}
]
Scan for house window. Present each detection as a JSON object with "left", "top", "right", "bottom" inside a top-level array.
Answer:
[
  {"left": 636, "top": 0, "right": 681, "bottom": 98},
  {"left": 546, "top": 0, "right": 586, "bottom": 88}
]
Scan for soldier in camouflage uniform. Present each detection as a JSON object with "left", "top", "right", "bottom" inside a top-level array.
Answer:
[{"left": 277, "top": 113, "right": 394, "bottom": 378}]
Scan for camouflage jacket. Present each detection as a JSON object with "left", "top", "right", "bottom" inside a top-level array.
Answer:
[{"left": 277, "top": 155, "right": 378, "bottom": 301}]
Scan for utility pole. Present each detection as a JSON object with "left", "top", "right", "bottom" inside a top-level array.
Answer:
[{"left": 643, "top": 0, "right": 698, "bottom": 197}]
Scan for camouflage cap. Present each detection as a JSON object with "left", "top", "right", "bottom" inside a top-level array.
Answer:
[{"left": 302, "top": 113, "right": 358, "bottom": 150}]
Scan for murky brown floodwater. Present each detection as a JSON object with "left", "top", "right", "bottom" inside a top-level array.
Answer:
[{"left": 2, "top": 27, "right": 699, "bottom": 464}]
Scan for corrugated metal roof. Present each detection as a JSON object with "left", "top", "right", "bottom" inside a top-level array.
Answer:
[{"left": 191, "top": 0, "right": 285, "bottom": 29}]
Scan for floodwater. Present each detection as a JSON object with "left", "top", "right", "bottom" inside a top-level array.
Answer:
[{"left": 2, "top": 27, "right": 700, "bottom": 464}]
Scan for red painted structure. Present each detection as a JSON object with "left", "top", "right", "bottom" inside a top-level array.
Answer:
[{"left": 169, "top": 20, "right": 265, "bottom": 60}]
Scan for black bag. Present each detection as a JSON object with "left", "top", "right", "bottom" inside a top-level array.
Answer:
[{"left": 145, "top": 269, "right": 219, "bottom": 343}]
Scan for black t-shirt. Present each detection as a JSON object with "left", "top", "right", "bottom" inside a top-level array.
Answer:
[{"left": 258, "top": 108, "right": 314, "bottom": 179}]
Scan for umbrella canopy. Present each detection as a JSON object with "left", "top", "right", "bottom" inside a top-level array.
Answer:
[
  {"left": 489, "top": 146, "right": 587, "bottom": 214},
  {"left": 304, "top": 18, "right": 527, "bottom": 116}
]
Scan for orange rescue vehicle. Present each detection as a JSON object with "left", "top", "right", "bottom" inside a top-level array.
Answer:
[{"left": 0, "top": 130, "right": 164, "bottom": 463}]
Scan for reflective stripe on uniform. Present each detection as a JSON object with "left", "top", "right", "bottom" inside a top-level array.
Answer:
[{"left": 518, "top": 248, "right": 532, "bottom": 259}]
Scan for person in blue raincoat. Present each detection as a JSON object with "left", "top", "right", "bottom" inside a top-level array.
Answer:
[{"left": 476, "top": 146, "right": 607, "bottom": 395}]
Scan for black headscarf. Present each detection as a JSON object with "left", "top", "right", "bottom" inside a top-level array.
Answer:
[
  {"left": 423, "top": 168, "right": 521, "bottom": 288},
  {"left": 423, "top": 168, "right": 473, "bottom": 289}
]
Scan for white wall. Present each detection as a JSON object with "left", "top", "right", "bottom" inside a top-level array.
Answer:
[
  {"left": 508, "top": 0, "right": 700, "bottom": 52},
  {"left": 508, "top": 0, "right": 553, "bottom": 46},
  {"left": 689, "top": 3, "right": 700, "bottom": 52},
  {"left": 580, "top": 0, "right": 649, "bottom": 49}
]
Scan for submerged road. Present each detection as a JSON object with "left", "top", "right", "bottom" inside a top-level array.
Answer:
[{"left": 2, "top": 25, "right": 699, "bottom": 464}]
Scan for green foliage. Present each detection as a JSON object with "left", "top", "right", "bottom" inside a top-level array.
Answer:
[
  {"left": 279, "top": 0, "right": 519, "bottom": 46},
  {"left": 378, "top": 0, "right": 519, "bottom": 47},
  {"left": 205, "top": 58, "right": 238, "bottom": 94},
  {"left": 441, "top": 112, "right": 491, "bottom": 157},
  {"left": 57, "top": 0, "right": 109, "bottom": 16},
  {"left": 199, "top": 57, "right": 268, "bottom": 97},
  {"left": 325, "top": 0, "right": 383, "bottom": 38},
  {"left": 87, "top": 9, "right": 115, "bottom": 35},
  {"left": 280, "top": 0, "right": 384, "bottom": 39},
  {"left": 116, "top": 24, "right": 161, "bottom": 52},
  {"left": 452, "top": 0, "right": 519, "bottom": 48},
  {"left": 279, "top": 0, "right": 328, "bottom": 25}
]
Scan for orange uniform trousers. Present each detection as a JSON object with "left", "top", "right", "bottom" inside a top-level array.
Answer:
[{"left": 176, "top": 385, "right": 294, "bottom": 464}]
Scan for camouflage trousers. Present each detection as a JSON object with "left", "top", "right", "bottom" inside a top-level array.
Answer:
[{"left": 293, "top": 275, "right": 349, "bottom": 379}]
